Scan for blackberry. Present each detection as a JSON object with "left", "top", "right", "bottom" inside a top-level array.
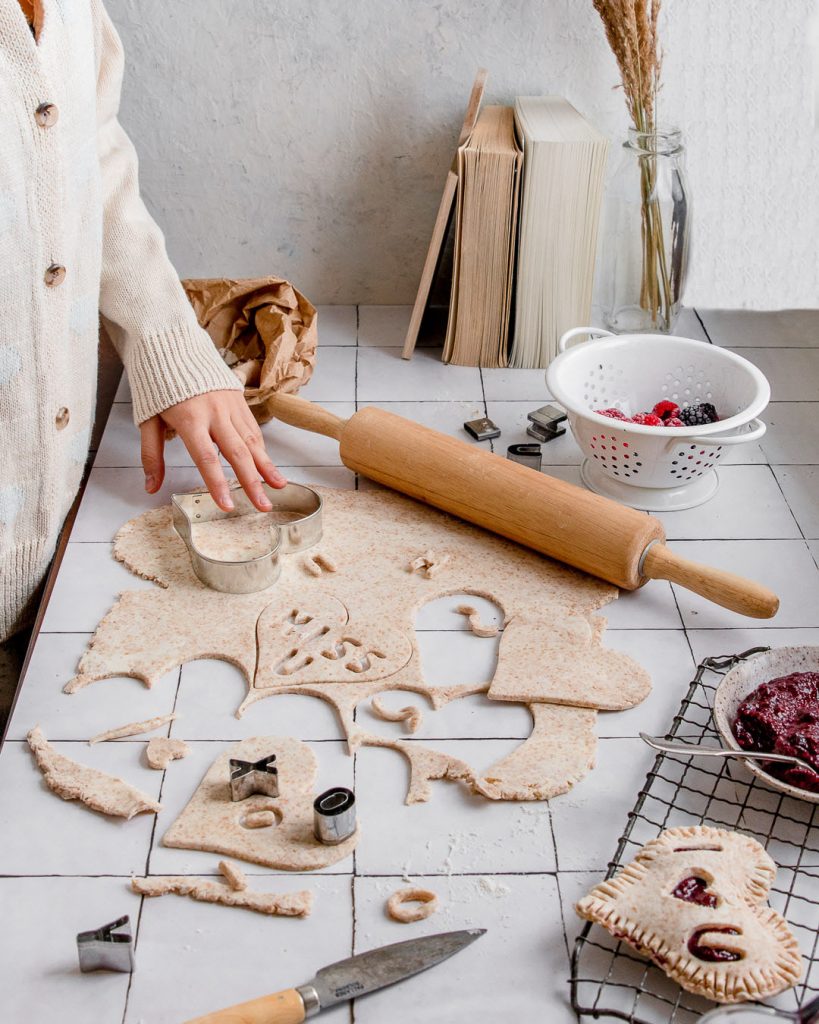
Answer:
[{"left": 679, "top": 402, "right": 719, "bottom": 426}]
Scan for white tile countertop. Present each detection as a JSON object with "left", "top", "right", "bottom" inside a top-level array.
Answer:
[{"left": 2, "top": 306, "right": 819, "bottom": 1023}]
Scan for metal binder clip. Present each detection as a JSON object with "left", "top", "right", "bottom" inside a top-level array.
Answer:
[
  {"left": 526, "top": 404, "right": 567, "bottom": 442},
  {"left": 230, "top": 754, "right": 279, "bottom": 801},
  {"left": 506, "top": 443, "right": 543, "bottom": 471},
  {"left": 171, "top": 481, "right": 323, "bottom": 595},
  {"left": 313, "top": 787, "right": 356, "bottom": 845},
  {"left": 77, "top": 916, "right": 135, "bottom": 973},
  {"left": 463, "top": 417, "right": 501, "bottom": 442}
]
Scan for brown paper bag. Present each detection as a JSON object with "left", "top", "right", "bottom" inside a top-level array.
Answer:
[{"left": 183, "top": 276, "right": 317, "bottom": 424}]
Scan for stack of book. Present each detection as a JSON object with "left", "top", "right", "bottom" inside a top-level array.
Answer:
[{"left": 415, "top": 92, "right": 609, "bottom": 369}]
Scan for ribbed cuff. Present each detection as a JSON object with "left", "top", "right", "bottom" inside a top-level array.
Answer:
[
  {"left": 1, "top": 537, "right": 53, "bottom": 642},
  {"left": 126, "top": 320, "right": 242, "bottom": 425}
]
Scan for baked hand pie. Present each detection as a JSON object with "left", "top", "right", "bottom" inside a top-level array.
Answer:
[{"left": 576, "top": 825, "right": 802, "bottom": 1003}]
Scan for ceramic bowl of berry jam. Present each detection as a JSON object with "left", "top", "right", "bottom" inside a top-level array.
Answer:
[
  {"left": 713, "top": 646, "right": 819, "bottom": 803},
  {"left": 546, "top": 328, "right": 770, "bottom": 511}
]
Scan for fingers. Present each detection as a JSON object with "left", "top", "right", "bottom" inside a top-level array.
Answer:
[
  {"left": 140, "top": 417, "right": 166, "bottom": 494},
  {"left": 181, "top": 429, "right": 235, "bottom": 512},
  {"left": 211, "top": 420, "right": 274, "bottom": 512},
  {"left": 233, "top": 408, "right": 287, "bottom": 490}
]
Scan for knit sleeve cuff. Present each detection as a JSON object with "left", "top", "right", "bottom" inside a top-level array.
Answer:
[{"left": 125, "top": 321, "right": 242, "bottom": 425}]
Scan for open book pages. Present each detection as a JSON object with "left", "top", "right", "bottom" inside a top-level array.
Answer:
[
  {"left": 443, "top": 105, "right": 523, "bottom": 367},
  {"left": 510, "top": 97, "right": 609, "bottom": 369}
]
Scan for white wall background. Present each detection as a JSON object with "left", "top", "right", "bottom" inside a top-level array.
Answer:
[{"left": 111, "top": 0, "right": 819, "bottom": 309}]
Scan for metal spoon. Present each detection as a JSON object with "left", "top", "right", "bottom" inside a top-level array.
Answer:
[
  {"left": 699, "top": 993, "right": 819, "bottom": 1023},
  {"left": 639, "top": 733, "right": 817, "bottom": 776}
]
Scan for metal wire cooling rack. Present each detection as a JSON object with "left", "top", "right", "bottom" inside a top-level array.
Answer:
[{"left": 570, "top": 647, "right": 819, "bottom": 1023}]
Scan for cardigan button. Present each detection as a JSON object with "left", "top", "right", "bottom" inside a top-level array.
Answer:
[
  {"left": 55, "top": 407, "right": 70, "bottom": 430},
  {"left": 44, "top": 263, "right": 66, "bottom": 287},
  {"left": 35, "top": 102, "right": 59, "bottom": 128}
]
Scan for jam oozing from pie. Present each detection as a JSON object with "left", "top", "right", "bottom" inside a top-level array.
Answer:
[
  {"left": 688, "top": 925, "right": 743, "bottom": 963},
  {"left": 672, "top": 875, "right": 719, "bottom": 908},
  {"left": 733, "top": 672, "right": 819, "bottom": 793}
]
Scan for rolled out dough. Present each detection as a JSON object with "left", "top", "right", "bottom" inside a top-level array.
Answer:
[{"left": 162, "top": 736, "right": 358, "bottom": 870}]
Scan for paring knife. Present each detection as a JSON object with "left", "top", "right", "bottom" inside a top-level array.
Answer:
[{"left": 184, "top": 927, "right": 486, "bottom": 1024}]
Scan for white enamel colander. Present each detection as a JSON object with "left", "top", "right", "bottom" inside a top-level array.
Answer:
[{"left": 545, "top": 327, "right": 770, "bottom": 511}]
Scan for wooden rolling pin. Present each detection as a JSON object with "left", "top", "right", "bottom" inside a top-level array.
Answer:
[{"left": 268, "top": 393, "right": 779, "bottom": 619}]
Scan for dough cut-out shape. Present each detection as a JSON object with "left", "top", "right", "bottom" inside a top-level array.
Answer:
[
  {"left": 408, "top": 550, "right": 451, "bottom": 578},
  {"left": 575, "top": 825, "right": 802, "bottom": 1003},
  {"left": 303, "top": 552, "right": 337, "bottom": 577},
  {"left": 28, "top": 726, "right": 161, "bottom": 819},
  {"left": 370, "top": 696, "right": 423, "bottom": 733},
  {"left": 488, "top": 614, "right": 651, "bottom": 711},
  {"left": 64, "top": 487, "right": 650, "bottom": 803},
  {"left": 455, "top": 604, "right": 499, "bottom": 638},
  {"left": 387, "top": 887, "right": 439, "bottom": 923},
  {"left": 132, "top": 873, "right": 312, "bottom": 917},
  {"left": 146, "top": 737, "right": 190, "bottom": 769},
  {"left": 219, "top": 859, "right": 248, "bottom": 891},
  {"left": 89, "top": 712, "right": 177, "bottom": 745},
  {"left": 162, "top": 736, "right": 358, "bottom": 870}
]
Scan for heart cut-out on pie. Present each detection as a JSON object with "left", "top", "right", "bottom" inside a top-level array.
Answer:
[{"left": 576, "top": 825, "right": 802, "bottom": 1003}]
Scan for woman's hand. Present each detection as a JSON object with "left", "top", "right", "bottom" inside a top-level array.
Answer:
[{"left": 140, "top": 390, "right": 286, "bottom": 511}]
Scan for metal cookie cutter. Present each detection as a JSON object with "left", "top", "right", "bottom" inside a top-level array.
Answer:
[
  {"left": 313, "top": 787, "right": 356, "bottom": 845},
  {"left": 172, "top": 481, "right": 323, "bottom": 594},
  {"left": 230, "top": 754, "right": 279, "bottom": 801},
  {"left": 507, "top": 443, "right": 543, "bottom": 471},
  {"left": 77, "top": 916, "right": 135, "bottom": 973},
  {"left": 526, "top": 404, "right": 567, "bottom": 442},
  {"left": 463, "top": 416, "right": 501, "bottom": 442}
]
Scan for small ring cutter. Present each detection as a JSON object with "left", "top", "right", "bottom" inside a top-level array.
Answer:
[{"left": 171, "top": 481, "right": 323, "bottom": 594}]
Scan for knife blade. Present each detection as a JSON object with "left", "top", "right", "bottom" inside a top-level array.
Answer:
[{"left": 184, "top": 927, "right": 485, "bottom": 1024}]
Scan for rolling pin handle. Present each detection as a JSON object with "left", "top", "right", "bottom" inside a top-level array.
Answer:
[
  {"left": 267, "top": 392, "right": 347, "bottom": 441},
  {"left": 640, "top": 541, "right": 780, "bottom": 620}
]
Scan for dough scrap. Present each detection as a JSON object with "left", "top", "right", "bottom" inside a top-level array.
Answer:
[
  {"left": 371, "top": 696, "right": 423, "bottom": 733},
  {"left": 162, "top": 736, "right": 357, "bottom": 870},
  {"left": 146, "top": 737, "right": 190, "bottom": 770},
  {"left": 576, "top": 826, "right": 802, "bottom": 1003},
  {"left": 387, "top": 887, "right": 438, "bottom": 923},
  {"left": 218, "top": 859, "right": 248, "bottom": 891},
  {"left": 455, "top": 604, "right": 499, "bottom": 638},
  {"left": 27, "top": 725, "right": 161, "bottom": 819},
  {"left": 89, "top": 712, "right": 177, "bottom": 745},
  {"left": 474, "top": 703, "right": 597, "bottom": 800},
  {"left": 131, "top": 874, "right": 312, "bottom": 917},
  {"left": 488, "top": 614, "right": 651, "bottom": 711}
]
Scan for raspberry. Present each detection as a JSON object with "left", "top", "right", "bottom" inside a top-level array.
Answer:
[
  {"left": 596, "top": 407, "right": 628, "bottom": 420},
  {"left": 679, "top": 403, "right": 719, "bottom": 426},
  {"left": 631, "top": 412, "right": 664, "bottom": 426},
  {"left": 666, "top": 417, "right": 685, "bottom": 427},
  {"left": 653, "top": 400, "right": 680, "bottom": 422}
]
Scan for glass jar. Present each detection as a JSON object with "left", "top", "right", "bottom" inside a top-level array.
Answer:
[{"left": 598, "top": 126, "right": 691, "bottom": 333}]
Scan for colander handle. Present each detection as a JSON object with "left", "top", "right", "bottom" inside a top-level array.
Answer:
[
  {"left": 688, "top": 418, "right": 766, "bottom": 446},
  {"left": 558, "top": 327, "right": 615, "bottom": 353}
]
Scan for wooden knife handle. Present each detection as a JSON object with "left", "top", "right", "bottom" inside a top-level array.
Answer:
[
  {"left": 642, "top": 544, "right": 780, "bottom": 619},
  {"left": 184, "top": 987, "right": 306, "bottom": 1024},
  {"left": 267, "top": 392, "right": 346, "bottom": 441}
]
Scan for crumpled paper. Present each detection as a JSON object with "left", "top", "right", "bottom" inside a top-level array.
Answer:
[{"left": 183, "top": 277, "right": 317, "bottom": 424}]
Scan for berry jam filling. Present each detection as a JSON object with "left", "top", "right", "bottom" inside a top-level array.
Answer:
[
  {"left": 687, "top": 926, "right": 743, "bottom": 963},
  {"left": 671, "top": 876, "right": 718, "bottom": 908},
  {"left": 733, "top": 672, "right": 819, "bottom": 793}
]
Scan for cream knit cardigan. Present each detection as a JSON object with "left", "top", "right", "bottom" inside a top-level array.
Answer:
[{"left": 0, "top": 0, "right": 241, "bottom": 639}]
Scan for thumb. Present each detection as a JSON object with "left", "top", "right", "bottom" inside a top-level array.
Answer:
[{"left": 140, "top": 417, "right": 166, "bottom": 494}]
